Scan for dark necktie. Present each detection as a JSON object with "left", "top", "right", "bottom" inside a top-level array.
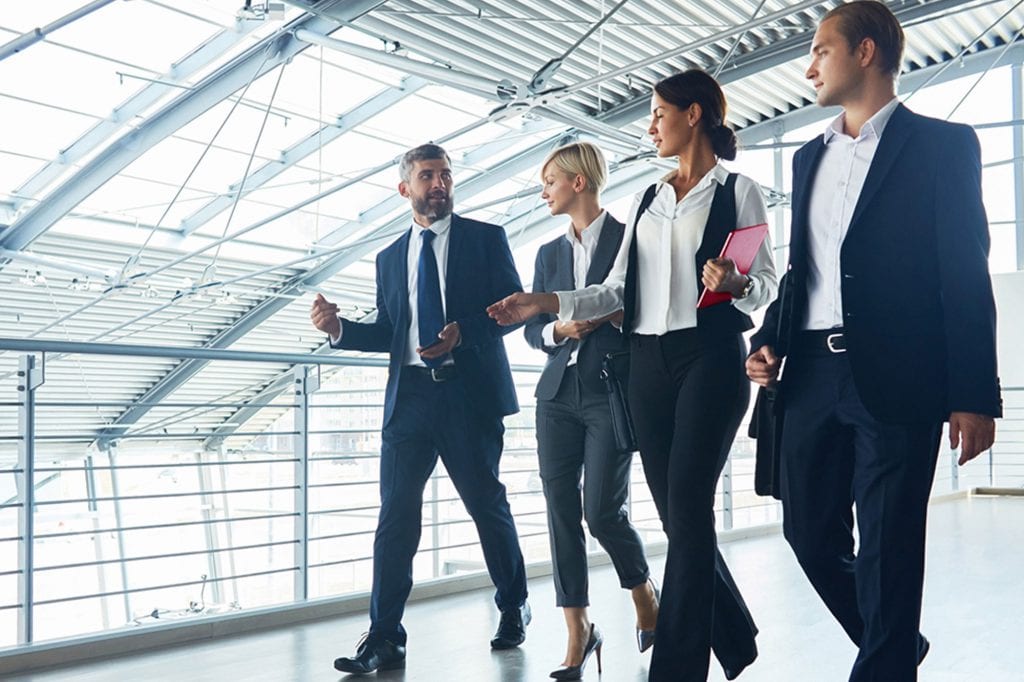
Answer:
[{"left": 417, "top": 229, "right": 445, "bottom": 368}]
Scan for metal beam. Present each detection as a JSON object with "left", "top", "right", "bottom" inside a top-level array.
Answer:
[
  {"left": 12, "top": 16, "right": 264, "bottom": 208},
  {"left": 295, "top": 29, "right": 500, "bottom": 99},
  {"left": 0, "top": 0, "right": 386, "bottom": 256},
  {"left": 0, "top": 0, "right": 116, "bottom": 63},
  {"left": 178, "top": 75, "right": 428, "bottom": 235}
]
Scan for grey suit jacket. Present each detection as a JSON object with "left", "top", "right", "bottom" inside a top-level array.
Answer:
[{"left": 524, "top": 213, "right": 628, "bottom": 401}]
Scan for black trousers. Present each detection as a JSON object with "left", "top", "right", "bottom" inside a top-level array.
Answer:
[
  {"left": 368, "top": 369, "right": 528, "bottom": 645},
  {"left": 779, "top": 345, "right": 941, "bottom": 682},
  {"left": 628, "top": 329, "right": 758, "bottom": 682},
  {"left": 536, "top": 364, "right": 650, "bottom": 607}
]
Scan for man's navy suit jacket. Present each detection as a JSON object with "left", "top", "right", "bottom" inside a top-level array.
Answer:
[
  {"left": 751, "top": 103, "right": 1001, "bottom": 423},
  {"left": 331, "top": 214, "right": 523, "bottom": 427}
]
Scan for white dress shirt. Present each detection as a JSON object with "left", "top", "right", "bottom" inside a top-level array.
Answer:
[
  {"left": 333, "top": 215, "right": 452, "bottom": 367},
  {"left": 556, "top": 164, "right": 777, "bottom": 334},
  {"left": 804, "top": 96, "right": 900, "bottom": 330},
  {"left": 540, "top": 210, "right": 606, "bottom": 366}
]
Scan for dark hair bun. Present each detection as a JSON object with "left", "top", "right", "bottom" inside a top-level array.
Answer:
[{"left": 711, "top": 125, "right": 737, "bottom": 161}]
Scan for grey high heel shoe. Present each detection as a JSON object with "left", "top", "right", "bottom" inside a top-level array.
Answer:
[{"left": 636, "top": 577, "right": 660, "bottom": 653}]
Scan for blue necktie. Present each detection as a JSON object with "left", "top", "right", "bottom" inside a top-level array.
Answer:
[{"left": 417, "top": 229, "right": 445, "bottom": 368}]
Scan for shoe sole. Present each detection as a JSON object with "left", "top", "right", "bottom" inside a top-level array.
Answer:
[{"left": 333, "top": 659, "right": 406, "bottom": 674}]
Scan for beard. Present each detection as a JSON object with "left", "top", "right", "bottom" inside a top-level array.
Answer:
[{"left": 412, "top": 190, "right": 453, "bottom": 221}]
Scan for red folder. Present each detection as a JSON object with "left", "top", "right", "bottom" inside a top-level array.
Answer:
[{"left": 696, "top": 222, "right": 769, "bottom": 309}]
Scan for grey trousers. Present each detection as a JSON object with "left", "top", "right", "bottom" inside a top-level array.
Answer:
[{"left": 536, "top": 365, "right": 650, "bottom": 607}]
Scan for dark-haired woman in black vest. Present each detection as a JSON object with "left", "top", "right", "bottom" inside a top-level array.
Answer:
[{"left": 488, "top": 69, "right": 777, "bottom": 681}]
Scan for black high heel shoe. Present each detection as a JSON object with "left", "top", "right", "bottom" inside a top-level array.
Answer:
[
  {"left": 636, "top": 577, "right": 660, "bottom": 653},
  {"left": 550, "top": 623, "right": 603, "bottom": 680}
]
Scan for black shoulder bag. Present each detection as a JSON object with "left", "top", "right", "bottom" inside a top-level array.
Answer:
[{"left": 600, "top": 184, "right": 658, "bottom": 454}]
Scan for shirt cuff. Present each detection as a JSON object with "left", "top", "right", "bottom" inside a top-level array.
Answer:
[
  {"left": 542, "top": 321, "right": 567, "bottom": 348},
  {"left": 732, "top": 277, "right": 759, "bottom": 315},
  {"left": 329, "top": 317, "right": 343, "bottom": 347},
  {"left": 555, "top": 291, "right": 576, "bottom": 321}
]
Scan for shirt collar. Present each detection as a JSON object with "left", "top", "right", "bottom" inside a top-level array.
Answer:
[
  {"left": 656, "top": 162, "right": 728, "bottom": 192},
  {"left": 412, "top": 214, "right": 452, "bottom": 238},
  {"left": 823, "top": 97, "right": 900, "bottom": 144},
  {"left": 563, "top": 210, "right": 606, "bottom": 245}
]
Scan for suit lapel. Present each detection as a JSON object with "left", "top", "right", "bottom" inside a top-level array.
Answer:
[
  {"left": 790, "top": 135, "right": 827, "bottom": 271},
  {"left": 391, "top": 228, "right": 412, "bottom": 326},
  {"left": 847, "top": 103, "right": 914, "bottom": 231},
  {"left": 586, "top": 214, "right": 622, "bottom": 286}
]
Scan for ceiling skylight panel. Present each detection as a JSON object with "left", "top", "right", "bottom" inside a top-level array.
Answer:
[
  {"left": 51, "top": 0, "right": 218, "bottom": 73},
  {"left": 0, "top": 96, "right": 96, "bottom": 167},
  {"left": 0, "top": 41, "right": 129, "bottom": 117},
  {"left": 306, "top": 131, "right": 409, "bottom": 179}
]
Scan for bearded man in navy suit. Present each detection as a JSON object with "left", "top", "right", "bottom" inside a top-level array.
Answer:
[
  {"left": 311, "top": 144, "right": 530, "bottom": 674},
  {"left": 746, "top": 3, "right": 1001, "bottom": 681}
]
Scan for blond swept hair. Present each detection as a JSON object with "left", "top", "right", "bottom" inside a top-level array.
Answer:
[{"left": 540, "top": 141, "right": 608, "bottom": 193}]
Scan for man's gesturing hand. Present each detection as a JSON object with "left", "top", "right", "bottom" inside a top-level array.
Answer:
[
  {"left": 310, "top": 293, "right": 340, "bottom": 339},
  {"left": 418, "top": 322, "right": 460, "bottom": 360}
]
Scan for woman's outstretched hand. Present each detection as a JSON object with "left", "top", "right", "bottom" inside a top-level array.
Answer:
[{"left": 487, "top": 292, "right": 559, "bottom": 325}]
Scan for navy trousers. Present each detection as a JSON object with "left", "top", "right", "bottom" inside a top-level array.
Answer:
[
  {"left": 368, "top": 368, "right": 528, "bottom": 645},
  {"left": 779, "top": 347, "right": 941, "bottom": 682}
]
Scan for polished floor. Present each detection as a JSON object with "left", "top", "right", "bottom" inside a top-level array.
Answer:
[{"left": 9, "top": 495, "right": 1021, "bottom": 681}]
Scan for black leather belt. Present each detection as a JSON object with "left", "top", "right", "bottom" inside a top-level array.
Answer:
[
  {"left": 793, "top": 329, "right": 847, "bottom": 355},
  {"left": 405, "top": 364, "right": 458, "bottom": 382}
]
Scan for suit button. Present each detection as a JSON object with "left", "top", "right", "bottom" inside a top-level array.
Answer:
[
  {"left": 845, "top": 312, "right": 853, "bottom": 319},
  {"left": 843, "top": 274, "right": 854, "bottom": 279}
]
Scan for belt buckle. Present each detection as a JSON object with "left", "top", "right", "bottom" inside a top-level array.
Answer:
[
  {"left": 429, "top": 367, "right": 443, "bottom": 382},
  {"left": 826, "top": 333, "right": 846, "bottom": 354}
]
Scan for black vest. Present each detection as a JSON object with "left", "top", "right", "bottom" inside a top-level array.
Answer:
[{"left": 622, "top": 174, "right": 753, "bottom": 336}]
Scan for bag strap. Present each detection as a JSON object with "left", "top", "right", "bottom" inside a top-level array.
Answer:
[{"left": 622, "top": 184, "right": 658, "bottom": 335}]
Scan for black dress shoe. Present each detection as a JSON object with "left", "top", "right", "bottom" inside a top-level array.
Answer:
[
  {"left": 918, "top": 635, "right": 930, "bottom": 665},
  {"left": 490, "top": 601, "right": 531, "bottom": 649},
  {"left": 333, "top": 634, "right": 406, "bottom": 674}
]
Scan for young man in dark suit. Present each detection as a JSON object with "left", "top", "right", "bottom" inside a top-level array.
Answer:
[
  {"left": 746, "top": 3, "right": 1001, "bottom": 680},
  {"left": 311, "top": 144, "right": 529, "bottom": 674}
]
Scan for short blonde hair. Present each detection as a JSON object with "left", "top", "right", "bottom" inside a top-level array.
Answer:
[{"left": 540, "top": 141, "right": 608, "bottom": 193}]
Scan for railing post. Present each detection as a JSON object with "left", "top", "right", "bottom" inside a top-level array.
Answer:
[
  {"left": 84, "top": 454, "right": 112, "bottom": 629},
  {"left": 106, "top": 446, "right": 133, "bottom": 624},
  {"left": 293, "top": 365, "right": 318, "bottom": 601},
  {"left": 215, "top": 444, "right": 240, "bottom": 605},
  {"left": 16, "top": 353, "right": 44, "bottom": 643},
  {"left": 950, "top": 444, "right": 960, "bottom": 492},
  {"left": 196, "top": 451, "right": 223, "bottom": 604},
  {"left": 722, "top": 455, "right": 734, "bottom": 532},
  {"left": 431, "top": 470, "right": 441, "bottom": 577}
]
